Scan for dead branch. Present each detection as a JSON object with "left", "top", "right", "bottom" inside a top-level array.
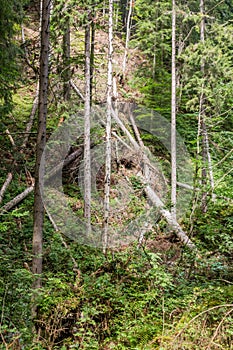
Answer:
[
  {"left": 0, "top": 185, "right": 34, "bottom": 213},
  {"left": 177, "top": 181, "right": 233, "bottom": 202},
  {"left": 70, "top": 80, "right": 85, "bottom": 101},
  {"left": 0, "top": 148, "right": 83, "bottom": 213},
  {"left": 5, "top": 129, "right": 15, "bottom": 146},
  {"left": 0, "top": 173, "right": 13, "bottom": 205}
]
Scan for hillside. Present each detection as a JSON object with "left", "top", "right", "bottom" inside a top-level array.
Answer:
[{"left": 0, "top": 1, "right": 233, "bottom": 349}]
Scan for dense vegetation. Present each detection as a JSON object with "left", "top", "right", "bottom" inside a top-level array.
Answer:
[{"left": 0, "top": 0, "right": 233, "bottom": 349}]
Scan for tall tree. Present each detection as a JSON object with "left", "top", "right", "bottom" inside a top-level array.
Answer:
[
  {"left": 32, "top": 0, "right": 51, "bottom": 290},
  {"left": 171, "top": 0, "right": 177, "bottom": 219},
  {"left": 84, "top": 16, "right": 91, "bottom": 230},
  {"left": 199, "top": 0, "right": 214, "bottom": 213},
  {"left": 103, "top": 0, "right": 113, "bottom": 255}
]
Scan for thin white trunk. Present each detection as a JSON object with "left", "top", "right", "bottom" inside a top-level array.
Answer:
[
  {"left": 122, "top": 0, "right": 133, "bottom": 78},
  {"left": 171, "top": 0, "right": 177, "bottom": 219},
  {"left": 199, "top": 2, "right": 215, "bottom": 201},
  {"left": 200, "top": 0, "right": 205, "bottom": 45},
  {"left": 84, "top": 23, "right": 91, "bottom": 230},
  {"left": 200, "top": 0, "right": 209, "bottom": 213},
  {"left": 103, "top": 0, "right": 113, "bottom": 255}
]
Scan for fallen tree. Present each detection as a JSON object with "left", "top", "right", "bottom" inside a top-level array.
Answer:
[{"left": 111, "top": 106, "right": 196, "bottom": 250}]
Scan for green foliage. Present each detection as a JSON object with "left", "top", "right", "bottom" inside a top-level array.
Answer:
[
  {"left": 180, "top": 23, "right": 233, "bottom": 115},
  {"left": 0, "top": 0, "right": 27, "bottom": 118},
  {"left": 130, "top": 0, "right": 172, "bottom": 116},
  {"left": 193, "top": 202, "right": 233, "bottom": 256},
  {"left": 32, "top": 247, "right": 174, "bottom": 349},
  {"left": 132, "top": 0, "right": 172, "bottom": 62}
]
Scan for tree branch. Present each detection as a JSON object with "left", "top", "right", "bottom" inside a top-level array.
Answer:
[{"left": 0, "top": 173, "right": 13, "bottom": 205}]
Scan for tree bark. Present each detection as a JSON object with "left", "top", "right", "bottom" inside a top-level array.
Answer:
[
  {"left": 171, "top": 0, "right": 177, "bottom": 219},
  {"left": 90, "top": 10, "right": 95, "bottom": 104},
  {"left": 103, "top": 0, "right": 113, "bottom": 255},
  {"left": 32, "top": 0, "right": 51, "bottom": 290},
  {"left": 84, "top": 20, "right": 91, "bottom": 230}
]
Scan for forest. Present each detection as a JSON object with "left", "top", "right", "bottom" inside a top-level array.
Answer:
[{"left": 0, "top": 0, "right": 233, "bottom": 349}]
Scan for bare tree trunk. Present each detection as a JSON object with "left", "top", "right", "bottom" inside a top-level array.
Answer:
[
  {"left": 62, "top": 17, "right": 71, "bottom": 100},
  {"left": 122, "top": 0, "right": 133, "bottom": 78},
  {"left": 90, "top": 11, "right": 95, "bottom": 104},
  {"left": 84, "top": 20, "right": 91, "bottom": 231},
  {"left": 205, "top": 132, "right": 215, "bottom": 198},
  {"left": 171, "top": 0, "right": 177, "bottom": 219},
  {"left": 103, "top": 0, "right": 113, "bottom": 255},
  {"left": 32, "top": 0, "right": 50, "bottom": 290},
  {"left": 199, "top": 0, "right": 208, "bottom": 213}
]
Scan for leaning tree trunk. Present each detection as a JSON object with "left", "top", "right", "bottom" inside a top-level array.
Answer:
[
  {"left": 103, "top": 0, "right": 113, "bottom": 255},
  {"left": 32, "top": 0, "right": 50, "bottom": 290},
  {"left": 171, "top": 0, "right": 177, "bottom": 220}
]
